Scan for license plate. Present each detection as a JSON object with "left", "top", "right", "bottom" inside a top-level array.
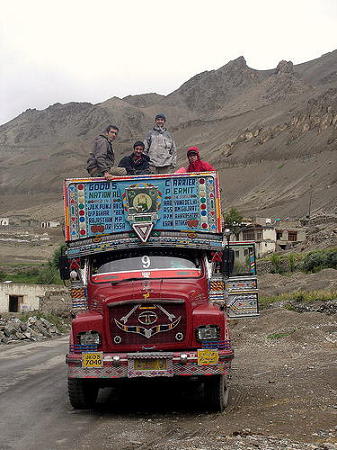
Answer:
[
  {"left": 197, "top": 349, "right": 219, "bottom": 365},
  {"left": 134, "top": 359, "right": 167, "bottom": 371},
  {"left": 82, "top": 352, "right": 103, "bottom": 368}
]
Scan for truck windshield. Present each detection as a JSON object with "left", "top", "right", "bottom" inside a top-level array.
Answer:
[{"left": 91, "top": 249, "right": 201, "bottom": 281}]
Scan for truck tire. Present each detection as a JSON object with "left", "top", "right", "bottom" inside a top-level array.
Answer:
[
  {"left": 204, "top": 375, "right": 229, "bottom": 412},
  {"left": 68, "top": 378, "right": 99, "bottom": 409}
]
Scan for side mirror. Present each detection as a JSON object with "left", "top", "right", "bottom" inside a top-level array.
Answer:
[
  {"left": 59, "top": 254, "right": 70, "bottom": 280},
  {"left": 222, "top": 248, "right": 234, "bottom": 277}
]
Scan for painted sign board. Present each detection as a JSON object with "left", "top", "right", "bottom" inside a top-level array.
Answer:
[{"left": 64, "top": 173, "right": 222, "bottom": 242}]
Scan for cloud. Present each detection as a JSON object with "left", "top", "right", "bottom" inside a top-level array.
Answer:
[{"left": 1, "top": 0, "right": 336, "bottom": 124}]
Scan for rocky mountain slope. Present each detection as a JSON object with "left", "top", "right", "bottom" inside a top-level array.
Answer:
[{"left": 1, "top": 49, "right": 337, "bottom": 220}]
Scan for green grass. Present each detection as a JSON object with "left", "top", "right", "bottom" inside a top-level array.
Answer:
[
  {"left": 0, "top": 261, "right": 44, "bottom": 267},
  {"left": 267, "top": 330, "right": 295, "bottom": 340},
  {"left": 0, "top": 265, "right": 62, "bottom": 285},
  {"left": 0, "top": 244, "right": 65, "bottom": 285},
  {"left": 258, "top": 247, "right": 337, "bottom": 274},
  {"left": 260, "top": 289, "right": 337, "bottom": 309}
]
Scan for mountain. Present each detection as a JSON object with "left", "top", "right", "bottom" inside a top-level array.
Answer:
[{"left": 1, "top": 49, "right": 337, "bottom": 220}]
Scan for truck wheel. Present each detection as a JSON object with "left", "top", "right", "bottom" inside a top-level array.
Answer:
[
  {"left": 204, "top": 375, "right": 229, "bottom": 412},
  {"left": 68, "top": 378, "right": 99, "bottom": 409}
]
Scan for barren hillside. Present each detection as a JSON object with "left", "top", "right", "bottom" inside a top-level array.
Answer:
[{"left": 1, "top": 49, "right": 337, "bottom": 220}]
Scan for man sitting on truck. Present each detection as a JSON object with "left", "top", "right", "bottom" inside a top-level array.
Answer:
[
  {"left": 87, "top": 125, "right": 127, "bottom": 180},
  {"left": 118, "top": 141, "right": 151, "bottom": 175}
]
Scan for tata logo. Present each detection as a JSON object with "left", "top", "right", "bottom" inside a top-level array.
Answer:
[{"left": 138, "top": 311, "right": 157, "bottom": 325}]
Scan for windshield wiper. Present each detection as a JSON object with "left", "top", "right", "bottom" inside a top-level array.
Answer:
[{"left": 111, "top": 277, "right": 143, "bottom": 285}]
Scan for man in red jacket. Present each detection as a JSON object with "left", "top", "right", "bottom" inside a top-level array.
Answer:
[{"left": 186, "top": 146, "right": 215, "bottom": 172}]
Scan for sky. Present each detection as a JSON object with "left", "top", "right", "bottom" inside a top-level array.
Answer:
[{"left": 1, "top": 0, "right": 336, "bottom": 125}]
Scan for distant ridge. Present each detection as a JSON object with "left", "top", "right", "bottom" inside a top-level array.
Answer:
[{"left": 1, "top": 50, "right": 337, "bottom": 220}]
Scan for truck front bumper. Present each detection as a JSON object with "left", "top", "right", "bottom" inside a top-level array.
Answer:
[{"left": 66, "top": 349, "right": 234, "bottom": 379}]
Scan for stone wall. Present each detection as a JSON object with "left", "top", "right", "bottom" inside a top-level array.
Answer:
[{"left": 40, "top": 288, "right": 71, "bottom": 316}]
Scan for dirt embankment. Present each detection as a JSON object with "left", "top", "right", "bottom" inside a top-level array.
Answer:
[{"left": 258, "top": 268, "right": 337, "bottom": 297}]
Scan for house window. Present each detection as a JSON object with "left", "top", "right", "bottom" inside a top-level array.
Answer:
[
  {"left": 235, "top": 251, "right": 240, "bottom": 258},
  {"left": 288, "top": 231, "right": 298, "bottom": 242},
  {"left": 242, "top": 230, "right": 255, "bottom": 240},
  {"left": 276, "top": 231, "right": 283, "bottom": 240},
  {"left": 256, "top": 230, "right": 263, "bottom": 241}
]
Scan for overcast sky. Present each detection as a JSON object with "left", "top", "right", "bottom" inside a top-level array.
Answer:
[{"left": 1, "top": 0, "right": 336, "bottom": 125}]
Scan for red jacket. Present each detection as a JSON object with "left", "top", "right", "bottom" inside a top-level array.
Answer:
[{"left": 186, "top": 146, "right": 215, "bottom": 173}]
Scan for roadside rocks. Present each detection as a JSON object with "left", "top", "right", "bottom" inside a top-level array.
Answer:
[
  {"left": 216, "top": 430, "right": 337, "bottom": 450},
  {"left": 289, "top": 299, "right": 337, "bottom": 315},
  {"left": 0, "top": 316, "right": 64, "bottom": 345}
]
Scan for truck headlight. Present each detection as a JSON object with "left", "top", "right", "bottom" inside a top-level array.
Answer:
[
  {"left": 78, "top": 331, "right": 101, "bottom": 346},
  {"left": 196, "top": 325, "right": 220, "bottom": 342}
]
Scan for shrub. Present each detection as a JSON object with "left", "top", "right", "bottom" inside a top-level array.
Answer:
[
  {"left": 270, "top": 253, "right": 283, "bottom": 273},
  {"left": 326, "top": 250, "right": 337, "bottom": 269},
  {"left": 287, "top": 253, "right": 296, "bottom": 272},
  {"left": 36, "top": 264, "right": 60, "bottom": 284},
  {"left": 51, "top": 244, "right": 67, "bottom": 270},
  {"left": 302, "top": 251, "right": 328, "bottom": 272}
]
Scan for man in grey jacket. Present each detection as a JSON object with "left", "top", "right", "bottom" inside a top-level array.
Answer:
[
  {"left": 144, "top": 114, "right": 176, "bottom": 174},
  {"left": 87, "top": 125, "right": 126, "bottom": 180}
]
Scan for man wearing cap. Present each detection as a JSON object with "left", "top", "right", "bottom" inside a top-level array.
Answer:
[
  {"left": 143, "top": 114, "right": 177, "bottom": 174},
  {"left": 87, "top": 125, "right": 127, "bottom": 180},
  {"left": 186, "top": 146, "right": 215, "bottom": 173},
  {"left": 118, "top": 141, "right": 151, "bottom": 175}
]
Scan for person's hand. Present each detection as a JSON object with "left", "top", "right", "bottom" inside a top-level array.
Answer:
[{"left": 104, "top": 172, "right": 114, "bottom": 180}]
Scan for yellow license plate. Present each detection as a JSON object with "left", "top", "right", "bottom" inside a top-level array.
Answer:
[
  {"left": 82, "top": 352, "right": 103, "bottom": 368},
  {"left": 134, "top": 359, "right": 167, "bottom": 371},
  {"left": 197, "top": 349, "right": 219, "bottom": 365}
]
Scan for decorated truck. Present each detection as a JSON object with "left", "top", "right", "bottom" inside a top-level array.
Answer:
[{"left": 61, "top": 172, "right": 258, "bottom": 411}]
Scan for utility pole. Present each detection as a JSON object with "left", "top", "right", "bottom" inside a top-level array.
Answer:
[{"left": 307, "top": 185, "right": 313, "bottom": 219}]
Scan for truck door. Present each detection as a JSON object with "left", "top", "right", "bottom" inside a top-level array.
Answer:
[{"left": 225, "top": 243, "right": 259, "bottom": 318}]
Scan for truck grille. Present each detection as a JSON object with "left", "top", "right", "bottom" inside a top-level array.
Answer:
[{"left": 109, "top": 300, "right": 186, "bottom": 346}]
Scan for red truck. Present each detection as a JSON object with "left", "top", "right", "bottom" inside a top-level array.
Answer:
[{"left": 60, "top": 172, "right": 258, "bottom": 411}]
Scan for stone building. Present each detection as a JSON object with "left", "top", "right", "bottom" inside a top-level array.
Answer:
[
  {"left": 226, "top": 217, "right": 306, "bottom": 257},
  {"left": 231, "top": 221, "right": 276, "bottom": 257},
  {"left": 0, "top": 282, "right": 69, "bottom": 314},
  {"left": 41, "top": 221, "right": 61, "bottom": 228},
  {"left": 275, "top": 224, "right": 306, "bottom": 250}
]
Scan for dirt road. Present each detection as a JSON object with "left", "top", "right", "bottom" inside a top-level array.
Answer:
[
  {"left": 1, "top": 305, "right": 336, "bottom": 450},
  {"left": 71, "top": 307, "right": 337, "bottom": 450}
]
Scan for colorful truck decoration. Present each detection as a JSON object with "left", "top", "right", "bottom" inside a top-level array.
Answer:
[{"left": 61, "top": 172, "right": 258, "bottom": 412}]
